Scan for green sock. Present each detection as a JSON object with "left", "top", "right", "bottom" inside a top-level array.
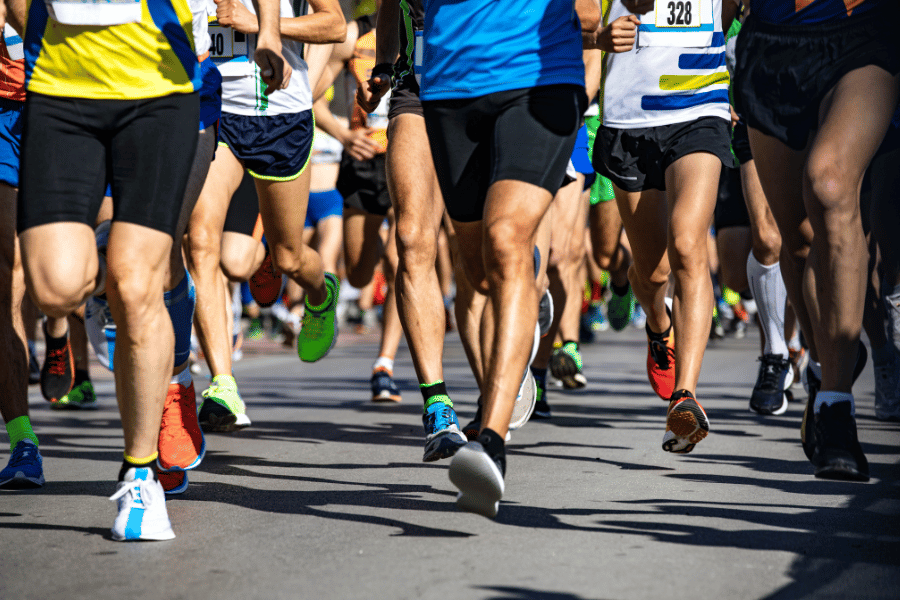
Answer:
[
  {"left": 6, "top": 416, "right": 39, "bottom": 452},
  {"left": 307, "top": 278, "right": 335, "bottom": 312},
  {"left": 421, "top": 381, "right": 452, "bottom": 411}
]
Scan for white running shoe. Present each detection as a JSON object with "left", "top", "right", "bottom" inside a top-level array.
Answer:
[
  {"left": 509, "top": 368, "right": 536, "bottom": 431},
  {"left": 110, "top": 467, "right": 175, "bottom": 541},
  {"left": 449, "top": 442, "right": 504, "bottom": 519}
]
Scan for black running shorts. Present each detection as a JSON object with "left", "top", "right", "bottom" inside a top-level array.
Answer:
[
  {"left": 223, "top": 171, "right": 260, "bottom": 236},
  {"left": 219, "top": 110, "right": 313, "bottom": 181},
  {"left": 18, "top": 92, "right": 199, "bottom": 237},
  {"left": 593, "top": 116, "right": 734, "bottom": 193},
  {"left": 337, "top": 153, "right": 391, "bottom": 216},
  {"left": 714, "top": 165, "right": 750, "bottom": 231},
  {"left": 422, "top": 84, "right": 585, "bottom": 223},
  {"left": 734, "top": 6, "right": 900, "bottom": 151},
  {"left": 732, "top": 120, "right": 752, "bottom": 165},
  {"left": 388, "top": 75, "right": 424, "bottom": 120}
]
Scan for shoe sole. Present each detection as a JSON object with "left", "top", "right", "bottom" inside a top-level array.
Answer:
[
  {"left": 423, "top": 429, "right": 467, "bottom": 462},
  {"left": 550, "top": 352, "right": 586, "bottom": 390},
  {"left": 663, "top": 399, "right": 709, "bottom": 454},
  {"left": 111, "top": 527, "right": 176, "bottom": 542},
  {"left": 372, "top": 393, "right": 402, "bottom": 403},
  {"left": 815, "top": 459, "right": 869, "bottom": 482},
  {"left": 750, "top": 392, "right": 789, "bottom": 416},
  {"left": 509, "top": 369, "right": 537, "bottom": 431},
  {"left": 449, "top": 443, "right": 503, "bottom": 519},
  {"left": 199, "top": 412, "right": 251, "bottom": 433},
  {"left": 51, "top": 401, "right": 98, "bottom": 410},
  {"left": 0, "top": 473, "right": 45, "bottom": 489}
]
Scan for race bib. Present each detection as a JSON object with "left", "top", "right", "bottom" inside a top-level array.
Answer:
[
  {"left": 46, "top": 0, "right": 141, "bottom": 26},
  {"left": 638, "top": 0, "right": 714, "bottom": 48},
  {"left": 208, "top": 25, "right": 234, "bottom": 59},
  {"left": 413, "top": 29, "right": 423, "bottom": 85}
]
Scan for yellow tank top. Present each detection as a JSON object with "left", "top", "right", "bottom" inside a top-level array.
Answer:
[{"left": 25, "top": 0, "right": 199, "bottom": 100}]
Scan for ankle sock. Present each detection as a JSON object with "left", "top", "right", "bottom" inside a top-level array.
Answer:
[
  {"left": 6, "top": 416, "right": 39, "bottom": 451},
  {"left": 814, "top": 391, "right": 854, "bottom": 417},
  {"left": 373, "top": 356, "right": 394, "bottom": 373},
  {"left": 74, "top": 369, "right": 90, "bottom": 386},
  {"left": 43, "top": 325, "right": 68, "bottom": 351},
  {"left": 530, "top": 366, "right": 547, "bottom": 389},
  {"left": 164, "top": 272, "right": 196, "bottom": 367},
  {"left": 611, "top": 282, "right": 629, "bottom": 297},
  {"left": 421, "top": 381, "right": 452, "bottom": 409},
  {"left": 119, "top": 451, "right": 159, "bottom": 481},
  {"left": 307, "top": 276, "right": 335, "bottom": 312},
  {"left": 478, "top": 428, "right": 506, "bottom": 476},
  {"left": 170, "top": 367, "right": 192, "bottom": 387}
]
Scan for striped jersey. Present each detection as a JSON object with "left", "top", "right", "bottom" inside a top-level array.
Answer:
[
  {"left": 601, "top": 0, "right": 730, "bottom": 128},
  {"left": 750, "top": 0, "right": 881, "bottom": 24},
  {"left": 209, "top": 0, "right": 311, "bottom": 116},
  {"left": 0, "top": 25, "right": 25, "bottom": 102},
  {"left": 24, "top": 0, "right": 200, "bottom": 100}
]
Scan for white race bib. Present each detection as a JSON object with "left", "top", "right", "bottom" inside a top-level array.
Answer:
[
  {"left": 208, "top": 25, "right": 234, "bottom": 58},
  {"left": 413, "top": 29, "right": 423, "bottom": 85},
  {"left": 46, "top": 0, "right": 141, "bottom": 26},
  {"left": 638, "top": 0, "right": 714, "bottom": 48}
]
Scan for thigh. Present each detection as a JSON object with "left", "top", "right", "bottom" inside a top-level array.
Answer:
[
  {"left": 614, "top": 184, "right": 668, "bottom": 273},
  {"left": 192, "top": 144, "right": 245, "bottom": 244},
  {"left": 343, "top": 206, "right": 385, "bottom": 273},
  {"left": 665, "top": 152, "right": 722, "bottom": 249},
  {"left": 221, "top": 231, "right": 264, "bottom": 281},
  {"left": 256, "top": 166, "right": 312, "bottom": 252}
]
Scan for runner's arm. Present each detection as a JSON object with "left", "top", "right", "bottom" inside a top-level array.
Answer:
[
  {"left": 583, "top": 14, "right": 639, "bottom": 52},
  {"left": 313, "top": 96, "right": 380, "bottom": 162},
  {"left": 218, "top": 0, "right": 346, "bottom": 44},
  {"left": 2, "top": 0, "right": 25, "bottom": 34},
  {"left": 357, "top": 0, "right": 400, "bottom": 113},
  {"left": 576, "top": 0, "right": 600, "bottom": 32},
  {"left": 251, "top": 0, "right": 291, "bottom": 93}
]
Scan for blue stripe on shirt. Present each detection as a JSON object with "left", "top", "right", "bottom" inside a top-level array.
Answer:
[
  {"left": 640, "top": 89, "right": 729, "bottom": 111},
  {"left": 678, "top": 51, "right": 725, "bottom": 70}
]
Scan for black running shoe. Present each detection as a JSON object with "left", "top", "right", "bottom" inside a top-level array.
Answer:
[
  {"left": 40, "top": 324, "right": 74, "bottom": 403},
  {"left": 811, "top": 401, "right": 869, "bottom": 481},
  {"left": 750, "top": 354, "right": 792, "bottom": 416},
  {"left": 801, "top": 344, "right": 867, "bottom": 461},
  {"left": 28, "top": 341, "right": 40, "bottom": 385}
]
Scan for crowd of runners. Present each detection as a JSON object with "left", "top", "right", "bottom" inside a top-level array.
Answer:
[{"left": 0, "top": 0, "right": 898, "bottom": 539}]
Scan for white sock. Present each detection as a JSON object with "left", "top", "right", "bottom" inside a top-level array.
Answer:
[
  {"left": 746, "top": 253, "right": 788, "bottom": 357},
  {"left": 814, "top": 391, "right": 854, "bottom": 416},
  {"left": 373, "top": 356, "right": 394, "bottom": 373},
  {"left": 170, "top": 368, "right": 192, "bottom": 387},
  {"left": 788, "top": 327, "right": 801, "bottom": 352}
]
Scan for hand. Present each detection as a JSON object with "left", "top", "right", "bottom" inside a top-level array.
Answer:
[
  {"left": 356, "top": 74, "right": 391, "bottom": 113},
  {"left": 622, "top": 0, "right": 655, "bottom": 15},
  {"left": 730, "top": 105, "right": 740, "bottom": 129},
  {"left": 596, "top": 15, "right": 639, "bottom": 52},
  {"left": 343, "top": 129, "right": 381, "bottom": 161},
  {"left": 255, "top": 43, "right": 293, "bottom": 95},
  {"left": 216, "top": 0, "right": 259, "bottom": 34}
]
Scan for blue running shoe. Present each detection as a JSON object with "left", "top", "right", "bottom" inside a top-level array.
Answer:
[
  {"left": 371, "top": 368, "right": 401, "bottom": 403},
  {"left": 0, "top": 440, "right": 44, "bottom": 489},
  {"left": 110, "top": 467, "right": 175, "bottom": 541},
  {"left": 422, "top": 402, "right": 467, "bottom": 462}
]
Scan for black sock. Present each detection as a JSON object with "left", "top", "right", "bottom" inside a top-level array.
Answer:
[
  {"left": 420, "top": 381, "right": 448, "bottom": 403},
  {"left": 43, "top": 325, "right": 68, "bottom": 351},
  {"left": 74, "top": 369, "right": 90, "bottom": 386},
  {"left": 611, "top": 282, "right": 629, "bottom": 297},
  {"left": 530, "top": 366, "right": 547, "bottom": 389},
  {"left": 118, "top": 459, "right": 158, "bottom": 482},
  {"left": 478, "top": 428, "right": 506, "bottom": 476}
]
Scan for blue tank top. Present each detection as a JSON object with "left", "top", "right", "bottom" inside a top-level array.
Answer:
[
  {"left": 750, "top": 0, "right": 881, "bottom": 25},
  {"left": 421, "top": 0, "right": 585, "bottom": 101}
]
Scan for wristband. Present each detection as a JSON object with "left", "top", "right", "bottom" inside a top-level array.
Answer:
[{"left": 371, "top": 62, "right": 394, "bottom": 84}]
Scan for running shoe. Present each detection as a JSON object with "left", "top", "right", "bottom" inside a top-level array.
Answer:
[
  {"left": 874, "top": 350, "right": 900, "bottom": 421},
  {"left": 422, "top": 401, "right": 467, "bottom": 462},
  {"left": 750, "top": 354, "right": 792, "bottom": 416},
  {"left": 448, "top": 441, "right": 504, "bottom": 518},
  {"left": 607, "top": 284, "right": 635, "bottom": 332},
  {"left": 246, "top": 317, "right": 264, "bottom": 341},
  {"left": 158, "top": 383, "right": 205, "bottom": 472},
  {"left": 158, "top": 470, "right": 188, "bottom": 495},
  {"left": 788, "top": 346, "right": 808, "bottom": 388},
  {"left": 662, "top": 390, "right": 709, "bottom": 454},
  {"left": 52, "top": 380, "right": 97, "bottom": 410},
  {"left": 531, "top": 376, "right": 551, "bottom": 420},
  {"left": 463, "top": 402, "right": 482, "bottom": 441},
  {"left": 298, "top": 273, "right": 340, "bottom": 362},
  {"left": 199, "top": 375, "right": 251, "bottom": 432},
  {"left": 631, "top": 303, "right": 647, "bottom": 329},
  {"left": 40, "top": 325, "right": 74, "bottom": 403},
  {"left": 371, "top": 368, "right": 401, "bottom": 403},
  {"left": 586, "top": 301, "right": 609, "bottom": 332},
  {"left": 110, "top": 467, "right": 175, "bottom": 541},
  {"left": 508, "top": 368, "right": 536, "bottom": 430},
  {"left": 811, "top": 401, "right": 869, "bottom": 482},
  {"left": 550, "top": 341, "right": 586, "bottom": 389},
  {"left": 84, "top": 294, "right": 116, "bottom": 372},
  {"left": 0, "top": 440, "right": 44, "bottom": 489},
  {"left": 538, "top": 289, "right": 554, "bottom": 338},
  {"left": 646, "top": 324, "right": 675, "bottom": 401},
  {"left": 248, "top": 249, "right": 285, "bottom": 308},
  {"left": 801, "top": 344, "right": 867, "bottom": 461},
  {"left": 28, "top": 340, "right": 40, "bottom": 385}
]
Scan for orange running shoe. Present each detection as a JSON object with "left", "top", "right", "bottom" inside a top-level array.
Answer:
[
  {"left": 662, "top": 390, "right": 709, "bottom": 454},
  {"left": 249, "top": 249, "right": 284, "bottom": 308},
  {"left": 158, "top": 469, "right": 188, "bottom": 494},
  {"left": 158, "top": 383, "right": 205, "bottom": 472},
  {"left": 646, "top": 325, "right": 676, "bottom": 400}
]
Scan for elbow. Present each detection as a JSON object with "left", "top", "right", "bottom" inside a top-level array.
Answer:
[{"left": 326, "top": 17, "right": 347, "bottom": 43}]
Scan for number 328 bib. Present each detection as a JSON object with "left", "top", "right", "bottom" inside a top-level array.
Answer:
[{"left": 637, "top": 0, "right": 714, "bottom": 48}]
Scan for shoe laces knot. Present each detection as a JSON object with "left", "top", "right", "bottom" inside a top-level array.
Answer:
[
  {"left": 650, "top": 339, "right": 674, "bottom": 370},
  {"left": 109, "top": 479, "right": 156, "bottom": 508},
  {"left": 46, "top": 347, "right": 69, "bottom": 376}
]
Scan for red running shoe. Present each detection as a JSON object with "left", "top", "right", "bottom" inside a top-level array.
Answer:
[
  {"left": 249, "top": 250, "right": 284, "bottom": 307},
  {"left": 158, "top": 383, "right": 205, "bottom": 472},
  {"left": 646, "top": 325, "right": 676, "bottom": 400}
]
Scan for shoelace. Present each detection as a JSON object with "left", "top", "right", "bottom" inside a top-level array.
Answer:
[
  {"left": 759, "top": 357, "right": 787, "bottom": 392},
  {"left": 302, "top": 312, "right": 325, "bottom": 337},
  {"left": 250, "top": 255, "right": 277, "bottom": 288},
  {"left": 8, "top": 444, "right": 36, "bottom": 468},
  {"left": 109, "top": 478, "right": 156, "bottom": 508},
  {"left": 159, "top": 390, "right": 185, "bottom": 444},
  {"left": 45, "top": 347, "right": 70, "bottom": 376},
  {"left": 649, "top": 338, "right": 674, "bottom": 370}
]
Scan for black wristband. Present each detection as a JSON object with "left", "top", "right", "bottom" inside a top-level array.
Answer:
[{"left": 371, "top": 62, "right": 394, "bottom": 83}]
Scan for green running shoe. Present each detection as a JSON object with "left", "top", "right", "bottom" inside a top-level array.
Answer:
[
  {"left": 298, "top": 273, "right": 339, "bottom": 363},
  {"left": 607, "top": 285, "right": 636, "bottom": 332},
  {"left": 550, "top": 341, "right": 586, "bottom": 389},
  {"left": 199, "top": 375, "right": 251, "bottom": 432},
  {"left": 246, "top": 317, "right": 264, "bottom": 340},
  {"left": 52, "top": 380, "right": 97, "bottom": 410}
]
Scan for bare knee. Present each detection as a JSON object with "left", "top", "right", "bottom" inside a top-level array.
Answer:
[
  {"left": 396, "top": 219, "right": 437, "bottom": 273},
  {"left": 668, "top": 232, "right": 708, "bottom": 274},
  {"left": 806, "top": 157, "right": 858, "bottom": 228}
]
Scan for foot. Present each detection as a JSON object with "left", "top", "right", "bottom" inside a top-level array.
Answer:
[
  {"left": 110, "top": 467, "right": 175, "bottom": 541},
  {"left": 40, "top": 323, "right": 74, "bottom": 403},
  {"left": 750, "top": 354, "right": 792, "bottom": 416},
  {"left": 0, "top": 440, "right": 44, "bottom": 489},
  {"left": 371, "top": 368, "right": 401, "bottom": 403},
  {"left": 607, "top": 284, "right": 636, "bottom": 332},
  {"left": 52, "top": 380, "right": 97, "bottom": 410},
  {"left": 199, "top": 375, "right": 251, "bottom": 432},
  {"left": 158, "top": 383, "right": 205, "bottom": 472},
  {"left": 248, "top": 249, "right": 286, "bottom": 308},
  {"left": 297, "top": 273, "right": 340, "bottom": 362},
  {"left": 662, "top": 390, "right": 709, "bottom": 454},
  {"left": 538, "top": 290, "right": 554, "bottom": 338},
  {"left": 811, "top": 401, "right": 869, "bottom": 482},
  {"left": 448, "top": 442, "right": 504, "bottom": 518},
  {"left": 550, "top": 341, "right": 586, "bottom": 389},
  {"left": 462, "top": 402, "right": 482, "bottom": 441},
  {"left": 646, "top": 324, "right": 675, "bottom": 401},
  {"left": 422, "top": 401, "right": 467, "bottom": 462},
  {"left": 531, "top": 376, "right": 551, "bottom": 420}
]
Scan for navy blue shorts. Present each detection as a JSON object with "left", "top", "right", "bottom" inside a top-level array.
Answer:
[
  {"left": 306, "top": 188, "right": 343, "bottom": 227},
  {"left": 0, "top": 98, "right": 23, "bottom": 188},
  {"left": 219, "top": 110, "right": 314, "bottom": 181}
]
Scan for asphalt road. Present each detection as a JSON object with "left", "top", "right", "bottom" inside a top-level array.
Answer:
[{"left": 2, "top": 325, "right": 898, "bottom": 600}]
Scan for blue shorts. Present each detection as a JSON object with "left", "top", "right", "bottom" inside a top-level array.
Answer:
[
  {"left": 0, "top": 98, "right": 24, "bottom": 188},
  {"left": 571, "top": 124, "right": 592, "bottom": 175},
  {"left": 219, "top": 110, "right": 314, "bottom": 181},
  {"left": 198, "top": 55, "right": 223, "bottom": 132},
  {"left": 306, "top": 188, "right": 343, "bottom": 227}
]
